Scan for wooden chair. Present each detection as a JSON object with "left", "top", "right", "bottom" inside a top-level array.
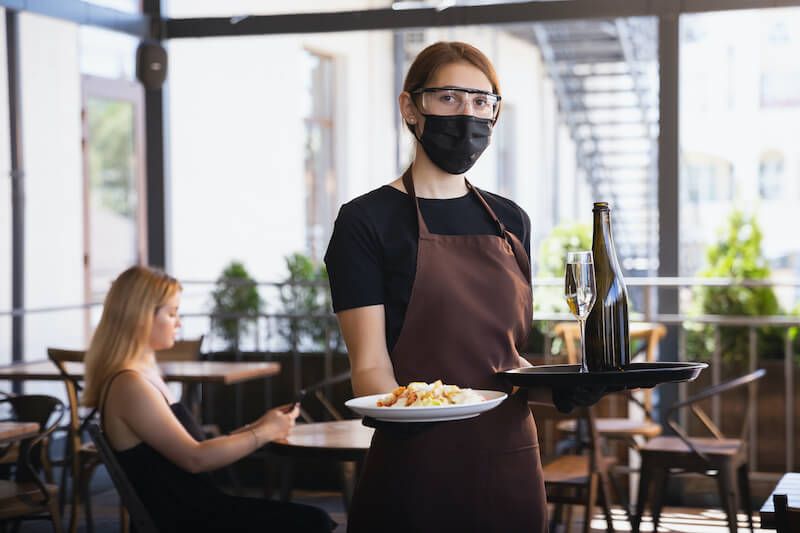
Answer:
[
  {"left": 773, "top": 493, "right": 800, "bottom": 533},
  {"left": 631, "top": 368, "right": 766, "bottom": 533},
  {"left": 538, "top": 404, "right": 618, "bottom": 533},
  {"left": 0, "top": 394, "right": 65, "bottom": 532},
  {"left": 552, "top": 322, "right": 665, "bottom": 447},
  {"left": 155, "top": 337, "right": 204, "bottom": 362},
  {"left": 47, "top": 348, "right": 105, "bottom": 533},
  {"left": 155, "top": 337, "right": 206, "bottom": 421},
  {"left": 87, "top": 424, "right": 158, "bottom": 533}
]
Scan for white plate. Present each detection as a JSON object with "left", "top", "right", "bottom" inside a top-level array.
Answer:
[{"left": 344, "top": 389, "right": 508, "bottom": 423}]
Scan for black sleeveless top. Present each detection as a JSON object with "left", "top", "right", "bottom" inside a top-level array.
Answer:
[{"left": 100, "top": 371, "right": 221, "bottom": 530}]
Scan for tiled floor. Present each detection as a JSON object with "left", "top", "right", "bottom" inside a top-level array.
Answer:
[
  {"left": 4, "top": 440, "right": 780, "bottom": 532},
  {"left": 16, "top": 486, "right": 770, "bottom": 532}
]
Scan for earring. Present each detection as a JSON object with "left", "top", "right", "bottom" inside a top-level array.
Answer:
[{"left": 407, "top": 117, "right": 416, "bottom": 124}]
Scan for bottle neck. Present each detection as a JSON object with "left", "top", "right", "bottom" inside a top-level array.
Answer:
[{"left": 593, "top": 210, "right": 620, "bottom": 270}]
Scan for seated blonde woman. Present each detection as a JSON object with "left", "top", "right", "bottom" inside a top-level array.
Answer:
[{"left": 83, "top": 266, "right": 334, "bottom": 532}]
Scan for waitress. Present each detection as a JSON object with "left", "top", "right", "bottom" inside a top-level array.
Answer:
[{"left": 325, "top": 41, "right": 547, "bottom": 532}]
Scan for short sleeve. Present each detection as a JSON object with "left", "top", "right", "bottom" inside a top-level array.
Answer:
[
  {"left": 519, "top": 205, "right": 532, "bottom": 260},
  {"left": 324, "top": 202, "right": 384, "bottom": 313}
]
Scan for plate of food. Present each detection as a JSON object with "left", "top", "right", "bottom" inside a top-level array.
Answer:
[{"left": 345, "top": 380, "right": 507, "bottom": 423}]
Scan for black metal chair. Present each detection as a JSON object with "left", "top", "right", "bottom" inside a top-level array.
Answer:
[
  {"left": 0, "top": 394, "right": 65, "bottom": 532},
  {"left": 87, "top": 424, "right": 158, "bottom": 533},
  {"left": 632, "top": 368, "right": 766, "bottom": 533},
  {"left": 773, "top": 493, "right": 800, "bottom": 533}
]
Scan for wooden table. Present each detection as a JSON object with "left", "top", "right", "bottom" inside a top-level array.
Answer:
[
  {"left": 269, "top": 419, "right": 374, "bottom": 461},
  {"left": 0, "top": 421, "right": 39, "bottom": 446},
  {"left": 0, "top": 360, "right": 281, "bottom": 385},
  {"left": 269, "top": 419, "right": 374, "bottom": 510},
  {"left": 759, "top": 472, "right": 800, "bottom": 529},
  {"left": 0, "top": 359, "right": 282, "bottom": 428}
]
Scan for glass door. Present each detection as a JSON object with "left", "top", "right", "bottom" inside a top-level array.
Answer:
[{"left": 81, "top": 75, "right": 146, "bottom": 334}]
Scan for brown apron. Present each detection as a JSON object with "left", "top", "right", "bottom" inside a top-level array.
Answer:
[{"left": 347, "top": 169, "right": 547, "bottom": 533}]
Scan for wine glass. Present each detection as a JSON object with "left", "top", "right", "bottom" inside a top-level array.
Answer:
[{"left": 564, "top": 251, "right": 597, "bottom": 373}]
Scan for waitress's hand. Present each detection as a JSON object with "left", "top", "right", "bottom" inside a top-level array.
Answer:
[
  {"left": 362, "top": 416, "right": 440, "bottom": 439},
  {"left": 551, "top": 385, "right": 607, "bottom": 414}
]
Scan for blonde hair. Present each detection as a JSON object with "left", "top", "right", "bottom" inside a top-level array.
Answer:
[{"left": 83, "top": 265, "right": 182, "bottom": 407}]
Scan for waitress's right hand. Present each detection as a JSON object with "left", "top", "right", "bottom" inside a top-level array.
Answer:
[{"left": 254, "top": 404, "right": 299, "bottom": 443}]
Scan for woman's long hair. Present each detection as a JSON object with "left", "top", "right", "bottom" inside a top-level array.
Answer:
[{"left": 83, "top": 265, "right": 181, "bottom": 407}]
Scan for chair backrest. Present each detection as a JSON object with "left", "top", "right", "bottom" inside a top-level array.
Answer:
[
  {"left": 88, "top": 424, "right": 159, "bottom": 533},
  {"left": 0, "top": 394, "right": 64, "bottom": 493},
  {"left": 47, "top": 348, "right": 88, "bottom": 446},
  {"left": 155, "top": 336, "right": 204, "bottom": 362},
  {"left": 667, "top": 368, "right": 766, "bottom": 440}
]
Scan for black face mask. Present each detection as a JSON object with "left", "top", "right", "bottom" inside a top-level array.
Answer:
[{"left": 415, "top": 114, "right": 493, "bottom": 175}]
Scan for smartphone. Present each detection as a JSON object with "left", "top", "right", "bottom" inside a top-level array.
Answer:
[{"left": 283, "top": 389, "right": 306, "bottom": 413}]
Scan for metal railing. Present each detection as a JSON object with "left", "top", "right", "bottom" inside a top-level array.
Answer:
[{"left": 2, "top": 276, "right": 798, "bottom": 472}]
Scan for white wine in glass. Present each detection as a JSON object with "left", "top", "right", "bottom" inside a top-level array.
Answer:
[{"left": 565, "top": 251, "right": 597, "bottom": 373}]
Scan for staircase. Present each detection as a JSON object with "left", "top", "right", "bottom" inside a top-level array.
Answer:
[{"left": 512, "top": 18, "right": 659, "bottom": 273}]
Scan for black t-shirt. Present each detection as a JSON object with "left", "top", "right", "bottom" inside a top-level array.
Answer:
[{"left": 324, "top": 184, "right": 532, "bottom": 353}]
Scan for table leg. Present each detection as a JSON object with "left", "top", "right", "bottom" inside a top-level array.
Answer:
[{"left": 340, "top": 458, "right": 363, "bottom": 513}]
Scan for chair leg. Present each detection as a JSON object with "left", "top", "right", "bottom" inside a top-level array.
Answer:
[
  {"left": 47, "top": 496, "right": 65, "bottom": 533},
  {"left": 68, "top": 449, "right": 82, "bottom": 533},
  {"left": 717, "top": 463, "right": 740, "bottom": 533},
  {"left": 738, "top": 463, "right": 754, "bottom": 533},
  {"left": 650, "top": 467, "right": 669, "bottom": 532},
  {"left": 550, "top": 503, "right": 564, "bottom": 533},
  {"left": 598, "top": 471, "right": 616, "bottom": 533},
  {"left": 81, "top": 462, "right": 99, "bottom": 533},
  {"left": 57, "top": 439, "right": 70, "bottom": 516},
  {"left": 583, "top": 473, "right": 599, "bottom": 533},
  {"left": 632, "top": 457, "right": 652, "bottom": 533},
  {"left": 564, "top": 504, "right": 574, "bottom": 533}
]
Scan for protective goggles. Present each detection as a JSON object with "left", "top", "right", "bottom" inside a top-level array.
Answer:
[{"left": 411, "top": 86, "right": 501, "bottom": 120}]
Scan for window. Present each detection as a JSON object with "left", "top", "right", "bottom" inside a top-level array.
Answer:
[
  {"left": 759, "top": 151, "right": 784, "bottom": 200},
  {"left": 302, "top": 50, "right": 337, "bottom": 260},
  {"left": 495, "top": 103, "right": 517, "bottom": 198},
  {"left": 683, "top": 153, "right": 734, "bottom": 203}
]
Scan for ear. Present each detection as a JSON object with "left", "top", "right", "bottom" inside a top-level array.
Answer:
[{"left": 398, "top": 91, "right": 420, "bottom": 127}]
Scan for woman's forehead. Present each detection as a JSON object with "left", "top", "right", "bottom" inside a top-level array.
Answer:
[{"left": 427, "top": 62, "right": 493, "bottom": 92}]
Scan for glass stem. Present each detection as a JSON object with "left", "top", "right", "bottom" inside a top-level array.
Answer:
[{"left": 579, "top": 318, "right": 588, "bottom": 373}]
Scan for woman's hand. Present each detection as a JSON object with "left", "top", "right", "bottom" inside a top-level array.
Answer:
[{"left": 252, "top": 404, "right": 299, "bottom": 444}]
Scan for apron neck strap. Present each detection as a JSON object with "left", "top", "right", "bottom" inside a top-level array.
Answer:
[
  {"left": 465, "top": 179, "right": 507, "bottom": 237},
  {"left": 401, "top": 167, "right": 507, "bottom": 238},
  {"left": 401, "top": 166, "right": 431, "bottom": 237}
]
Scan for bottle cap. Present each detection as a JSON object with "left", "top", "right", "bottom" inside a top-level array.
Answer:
[{"left": 593, "top": 201, "right": 610, "bottom": 211}]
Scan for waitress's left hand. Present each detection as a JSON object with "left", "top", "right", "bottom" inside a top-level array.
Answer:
[{"left": 551, "top": 385, "right": 607, "bottom": 414}]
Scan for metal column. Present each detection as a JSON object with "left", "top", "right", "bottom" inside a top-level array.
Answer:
[
  {"left": 656, "top": 10, "right": 680, "bottom": 422},
  {"left": 7, "top": 10, "right": 24, "bottom": 392},
  {"left": 142, "top": 0, "right": 167, "bottom": 268}
]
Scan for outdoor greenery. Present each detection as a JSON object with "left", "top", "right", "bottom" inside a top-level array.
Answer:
[
  {"left": 533, "top": 222, "right": 592, "bottom": 354},
  {"left": 278, "top": 253, "right": 342, "bottom": 352},
  {"left": 687, "top": 210, "right": 786, "bottom": 362},
  {"left": 88, "top": 99, "right": 135, "bottom": 217},
  {"left": 209, "top": 261, "right": 263, "bottom": 350}
]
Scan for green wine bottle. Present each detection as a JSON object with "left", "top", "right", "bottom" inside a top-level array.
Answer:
[{"left": 585, "top": 202, "right": 630, "bottom": 371}]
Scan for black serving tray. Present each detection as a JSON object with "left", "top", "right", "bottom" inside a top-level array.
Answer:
[{"left": 499, "top": 362, "right": 708, "bottom": 390}]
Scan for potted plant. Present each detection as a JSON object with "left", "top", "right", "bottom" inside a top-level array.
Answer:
[
  {"left": 209, "top": 261, "right": 263, "bottom": 351},
  {"left": 686, "top": 210, "right": 783, "bottom": 364},
  {"left": 278, "top": 253, "right": 342, "bottom": 353}
]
